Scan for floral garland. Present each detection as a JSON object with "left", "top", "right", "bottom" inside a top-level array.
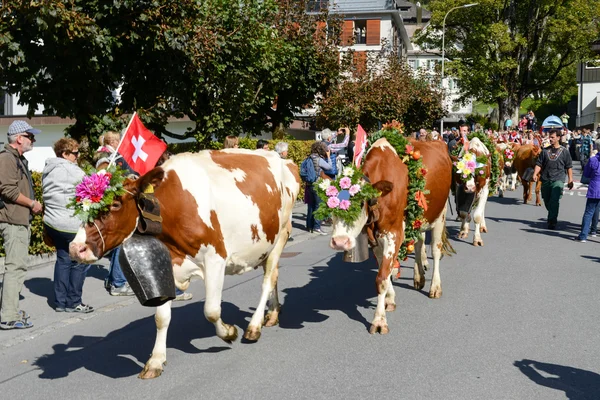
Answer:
[
  {"left": 451, "top": 132, "right": 501, "bottom": 194},
  {"left": 366, "top": 121, "right": 429, "bottom": 261},
  {"left": 453, "top": 152, "right": 489, "bottom": 184},
  {"left": 314, "top": 165, "right": 381, "bottom": 225},
  {"left": 504, "top": 148, "right": 514, "bottom": 162},
  {"left": 67, "top": 165, "right": 127, "bottom": 223}
]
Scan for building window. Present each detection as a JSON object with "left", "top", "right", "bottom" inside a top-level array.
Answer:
[
  {"left": 408, "top": 60, "right": 416, "bottom": 70},
  {"left": 354, "top": 20, "right": 366, "bottom": 44},
  {"left": 307, "top": 1, "right": 328, "bottom": 12}
]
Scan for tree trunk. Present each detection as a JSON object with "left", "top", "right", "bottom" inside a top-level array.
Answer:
[
  {"left": 497, "top": 97, "right": 520, "bottom": 130},
  {"left": 272, "top": 122, "right": 286, "bottom": 140}
]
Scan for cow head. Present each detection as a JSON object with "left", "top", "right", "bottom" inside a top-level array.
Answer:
[
  {"left": 69, "top": 168, "right": 165, "bottom": 263},
  {"left": 330, "top": 180, "right": 393, "bottom": 251}
]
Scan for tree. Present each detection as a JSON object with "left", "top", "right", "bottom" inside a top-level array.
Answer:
[
  {"left": 416, "top": 0, "right": 600, "bottom": 127},
  {"left": 0, "top": 0, "right": 342, "bottom": 145},
  {"left": 317, "top": 52, "right": 445, "bottom": 133}
]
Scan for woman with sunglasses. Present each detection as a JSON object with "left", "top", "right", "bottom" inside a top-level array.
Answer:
[{"left": 42, "top": 138, "right": 93, "bottom": 313}]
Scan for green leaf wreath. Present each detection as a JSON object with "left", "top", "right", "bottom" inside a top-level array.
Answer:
[
  {"left": 366, "top": 121, "right": 429, "bottom": 261},
  {"left": 314, "top": 164, "right": 381, "bottom": 225},
  {"left": 451, "top": 132, "right": 501, "bottom": 194},
  {"left": 67, "top": 164, "right": 127, "bottom": 223}
]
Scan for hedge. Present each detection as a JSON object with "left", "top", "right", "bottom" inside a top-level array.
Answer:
[{"left": 0, "top": 140, "right": 315, "bottom": 256}]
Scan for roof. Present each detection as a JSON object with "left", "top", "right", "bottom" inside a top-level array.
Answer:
[{"left": 396, "top": 1, "right": 431, "bottom": 22}]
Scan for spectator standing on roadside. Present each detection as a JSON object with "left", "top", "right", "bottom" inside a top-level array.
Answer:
[
  {"left": 574, "top": 150, "right": 600, "bottom": 242},
  {"left": 0, "top": 121, "right": 43, "bottom": 330},
  {"left": 580, "top": 129, "right": 594, "bottom": 167},
  {"left": 256, "top": 139, "right": 270, "bottom": 150},
  {"left": 42, "top": 138, "right": 93, "bottom": 313},
  {"left": 305, "top": 142, "right": 332, "bottom": 235},
  {"left": 275, "top": 142, "right": 288, "bottom": 159},
  {"left": 223, "top": 136, "right": 239, "bottom": 149},
  {"left": 321, "top": 128, "right": 349, "bottom": 179}
]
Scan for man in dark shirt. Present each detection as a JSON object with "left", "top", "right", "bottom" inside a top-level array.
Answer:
[{"left": 533, "top": 130, "right": 574, "bottom": 229}]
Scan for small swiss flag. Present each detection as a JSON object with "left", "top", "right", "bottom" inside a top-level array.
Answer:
[{"left": 119, "top": 114, "right": 167, "bottom": 175}]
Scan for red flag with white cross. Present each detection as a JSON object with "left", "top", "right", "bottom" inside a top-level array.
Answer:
[{"left": 118, "top": 114, "right": 167, "bottom": 175}]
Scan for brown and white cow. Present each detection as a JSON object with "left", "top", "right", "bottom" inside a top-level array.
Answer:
[
  {"left": 329, "top": 138, "right": 453, "bottom": 334},
  {"left": 513, "top": 144, "right": 542, "bottom": 206},
  {"left": 496, "top": 142, "right": 519, "bottom": 193},
  {"left": 453, "top": 137, "right": 491, "bottom": 246},
  {"left": 69, "top": 149, "right": 300, "bottom": 379}
]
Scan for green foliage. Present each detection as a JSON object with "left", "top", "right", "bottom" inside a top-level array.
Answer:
[
  {"left": 313, "top": 165, "right": 380, "bottom": 224},
  {"left": 0, "top": 1, "right": 342, "bottom": 143},
  {"left": 418, "top": 0, "right": 600, "bottom": 125},
  {"left": 317, "top": 52, "right": 445, "bottom": 133},
  {"left": 0, "top": 172, "right": 55, "bottom": 257},
  {"left": 367, "top": 125, "right": 429, "bottom": 261}
]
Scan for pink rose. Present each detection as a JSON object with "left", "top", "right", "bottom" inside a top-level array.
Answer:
[
  {"left": 339, "top": 177, "right": 352, "bottom": 189},
  {"left": 466, "top": 160, "right": 476, "bottom": 172},
  {"left": 327, "top": 197, "right": 340, "bottom": 208},
  {"left": 339, "top": 200, "right": 351, "bottom": 210},
  {"left": 349, "top": 184, "right": 361, "bottom": 196},
  {"left": 326, "top": 186, "right": 339, "bottom": 197}
]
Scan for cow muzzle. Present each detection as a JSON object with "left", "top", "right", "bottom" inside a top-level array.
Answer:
[
  {"left": 69, "top": 228, "right": 99, "bottom": 263},
  {"left": 330, "top": 235, "right": 354, "bottom": 251}
]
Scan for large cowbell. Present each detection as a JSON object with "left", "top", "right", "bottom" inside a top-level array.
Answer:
[
  {"left": 119, "top": 234, "right": 176, "bottom": 307},
  {"left": 343, "top": 228, "right": 370, "bottom": 263}
]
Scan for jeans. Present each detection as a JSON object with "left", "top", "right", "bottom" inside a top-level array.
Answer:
[
  {"left": 0, "top": 223, "right": 30, "bottom": 322},
  {"left": 106, "top": 246, "right": 127, "bottom": 288},
  {"left": 305, "top": 185, "right": 322, "bottom": 231},
  {"left": 45, "top": 224, "right": 90, "bottom": 308},
  {"left": 578, "top": 198, "right": 600, "bottom": 240},
  {"left": 541, "top": 180, "right": 564, "bottom": 225}
]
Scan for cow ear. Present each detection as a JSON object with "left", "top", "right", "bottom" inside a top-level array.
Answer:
[
  {"left": 372, "top": 180, "right": 393, "bottom": 197},
  {"left": 137, "top": 167, "right": 165, "bottom": 194}
]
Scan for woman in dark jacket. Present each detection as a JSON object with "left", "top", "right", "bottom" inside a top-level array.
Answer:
[{"left": 575, "top": 152, "right": 600, "bottom": 242}]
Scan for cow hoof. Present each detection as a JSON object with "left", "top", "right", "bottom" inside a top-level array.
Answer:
[
  {"left": 414, "top": 276, "right": 425, "bottom": 290},
  {"left": 243, "top": 326, "right": 262, "bottom": 342},
  {"left": 263, "top": 310, "right": 280, "bottom": 327},
  {"left": 473, "top": 240, "right": 484, "bottom": 247},
  {"left": 423, "top": 262, "right": 429, "bottom": 271},
  {"left": 429, "top": 287, "right": 442, "bottom": 299},
  {"left": 385, "top": 302, "right": 396, "bottom": 312},
  {"left": 536, "top": 203, "right": 542, "bottom": 207},
  {"left": 369, "top": 320, "right": 389, "bottom": 335},
  {"left": 480, "top": 226, "right": 488, "bottom": 233},
  {"left": 458, "top": 232, "right": 468, "bottom": 239},
  {"left": 139, "top": 360, "right": 165, "bottom": 379}
]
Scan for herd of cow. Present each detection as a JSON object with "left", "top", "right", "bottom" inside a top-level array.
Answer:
[{"left": 67, "top": 135, "right": 535, "bottom": 379}]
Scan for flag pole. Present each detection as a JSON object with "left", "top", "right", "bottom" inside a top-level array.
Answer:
[{"left": 107, "top": 112, "right": 137, "bottom": 169}]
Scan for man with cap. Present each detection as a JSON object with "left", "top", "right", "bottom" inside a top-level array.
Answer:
[{"left": 0, "top": 120, "right": 42, "bottom": 329}]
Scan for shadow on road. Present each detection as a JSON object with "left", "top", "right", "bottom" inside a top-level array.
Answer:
[
  {"left": 23, "top": 277, "right": 54, "bottom": 308},
  {"left": 488, "top": 196, "right": 521, "bottom": 206},
  {"left": 514, "top": 359, "right": 600, "bottom": 400},
  {"left": 33, "top": 301, "right": 251, "bottom": 379},
  {"left": 487, "top": 216, "right": 580, "bottom": 236},
  {"left": 581, "top": 255, "right": 600, "bottom": 264},
  {"left": 280, "top": 252, "right": 377, "bottom": 332}
]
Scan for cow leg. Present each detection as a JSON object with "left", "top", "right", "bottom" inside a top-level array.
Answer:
[
  {"left": 480, "top": 206, "right": 488, "bottom": 233},
  {"left": 429, "top": 211, "right": 446, "bottom": 298},
  {"left": 510, "top": 172, "right": 518, "bottom": 191},
  {"left": 535, "top": 180, "right": 542, "bottom": 206},
  {"left": 139, "top": 301, "right": 172, "bottom": 379},
  {"left": 245, "top": 232, "right": 287, "bottom": 341},
  {"left": 370, "top": 234, "right": 400, "bottom": 333},
  {"left": 472, "top": 185, "right": 490, "bottom": 247},
  {"left": 527, "top": 181, "right": 535, "bottom": 203},
  {"left": 458, "top": 212, "right": 470, "bottom": 239},
  {"left": 204, "top": 259, "right": 238, "bottom": 343},
  {"left": 413, "top": 232, "right": 426, "bottom": 291}
]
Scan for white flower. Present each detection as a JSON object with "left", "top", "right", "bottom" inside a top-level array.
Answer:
[
  {"left": 97, "top": 169, "right": 107, "bottom": 176},
  {"left": 318, "top": 179, "right": 330, "bottom": 191},
  {"left": 342, "top": 166, "right": 354, "bottom": 177},
  {"left": 81, "top": 198, "right": 92, "bottom": 211}
]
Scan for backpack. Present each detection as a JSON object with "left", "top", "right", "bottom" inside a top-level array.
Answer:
[{"left": 300, "top": 156, "right": 317, "bottom": 183}]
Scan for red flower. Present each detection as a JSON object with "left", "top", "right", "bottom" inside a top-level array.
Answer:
[
  {"left": 75, "top": 197, "right": 81, "bottom": 202},
  {"left": 412, "top": 219, "right": 422, "bottom": 230},
  {"left": 420, "top": 168, "right": 427, "bottom": 176},
  {"left": 405, "top": 144, "right": 414, "bottom": 154},
  {"left": 91, "top": 195, "right": 103, "bottom": 203}
]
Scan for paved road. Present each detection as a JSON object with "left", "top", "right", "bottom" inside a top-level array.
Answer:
[{"left": 1, "top": 170, "right": 600, "bottom": 400}]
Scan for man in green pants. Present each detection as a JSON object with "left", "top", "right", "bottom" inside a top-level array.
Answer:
[
  {"left": 0, "top": 121, "right": 43, "bottom": 330},
  {"left": 533, "top": 130, "right": 574, "bottom": 230}
]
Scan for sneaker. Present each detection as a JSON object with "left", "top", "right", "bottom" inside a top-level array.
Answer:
[
  {"left": 573, "top": 237, "right": 587, "bottom": 243},
  {"left": 55, "top": 307, "right": 66, "bottom": 313},
  {"left": 110, "top": 284, "right": 134, "bottom": 296},
  {"left": 590, "top": 233, "right": 597, "bottom": 238},
  {"left": 312, "top": 228, "right": 328, "bottom": 235},
  {"left": 174, "top": 292, "right": 193, "bottom": 302},
  {"left": 66, "top": 304, "right": 94, "bottom": 313}
]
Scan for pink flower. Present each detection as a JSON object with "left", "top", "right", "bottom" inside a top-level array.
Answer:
[
  {"left": 339, "top": 200, "right": 351, "bottom": 210},
  {"left": 479, "top": 170, "right": 485, "bottom": 175},
  {"left": 405, "top": 145, "right": 414, "bottom": 154},
  {"left": 466, "top": 160, "right": 476, "bottom": 172},
  {"left": 326, "top": 186, "right": 339, "bottom": 197},
  {"left": 327, "top": 197, "right": 340, "bottom": 208},
  {"left": 76, "top": 173, "right": 110, "bottom": 202},
  {"left": 349, "top": 184, "right": 361, "bottom": 196},
  {"left": 339, "top": 177, "right": 352, "bottom": 189}
]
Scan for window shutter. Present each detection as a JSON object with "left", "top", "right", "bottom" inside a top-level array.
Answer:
[
  {"left": 342, "top": 21, "right": 354, "bottom": 46},
  {"left": 366, "top": 20, "right": 380, "bottom": 45},
  {"left": 315, "top": 21, "right": 326, "bottom": 41},
  {"left": 353, "top": 51, "right": 367, "bottom": 76}
]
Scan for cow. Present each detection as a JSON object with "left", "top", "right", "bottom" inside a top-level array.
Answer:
[
  {"left": 513, "top": 144, "right": 542, "bottom": 206},
  {"left": 69, "top": 149, "right": 300, "bottom": 379},
  {"left": 453, "top": 137, "right": 491, "bottom": 246},
  {"left": 329, "top": 138, "right": 453, "bottom": 334},
  {"left": 497, "top": 142, "right": 519, "bottom": 192}
]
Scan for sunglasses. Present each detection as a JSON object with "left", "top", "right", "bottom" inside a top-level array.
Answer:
[
  {"left": 70, "top": 151, "right": 79, "bottom": 156},
  {"left": 21, "top": 134, "right": 36, "bottom": 141}
]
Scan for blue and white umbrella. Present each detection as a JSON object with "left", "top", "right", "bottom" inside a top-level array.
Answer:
[{"left": 541, "top": 115, "right": 564, "bottom": 129}]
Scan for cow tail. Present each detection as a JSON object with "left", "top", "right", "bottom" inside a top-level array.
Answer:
[{"left": 441, "top": 226, "right": 456, "bottom": 257}]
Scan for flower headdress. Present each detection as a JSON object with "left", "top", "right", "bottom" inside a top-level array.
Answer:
[
  {"left": 504, "top": 148, "right": 514, "bottom": 161},
  {"left": 454, "top": 152, "right": 488, "bottom": 183},
  {"left": 67, "top": 165, "right": 127, "bottom": 223},
  {"left": 314, "top": 165, "right": 380, "bottom": 225}
]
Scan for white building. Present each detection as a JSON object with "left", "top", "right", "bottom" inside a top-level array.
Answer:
[{"left": 576, "top": 44, "right": 600, "bottom": 129}]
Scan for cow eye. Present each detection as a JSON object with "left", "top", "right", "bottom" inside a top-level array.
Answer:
[{"left": 111, "top": 201, "right": 122, "bottom": 210}]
